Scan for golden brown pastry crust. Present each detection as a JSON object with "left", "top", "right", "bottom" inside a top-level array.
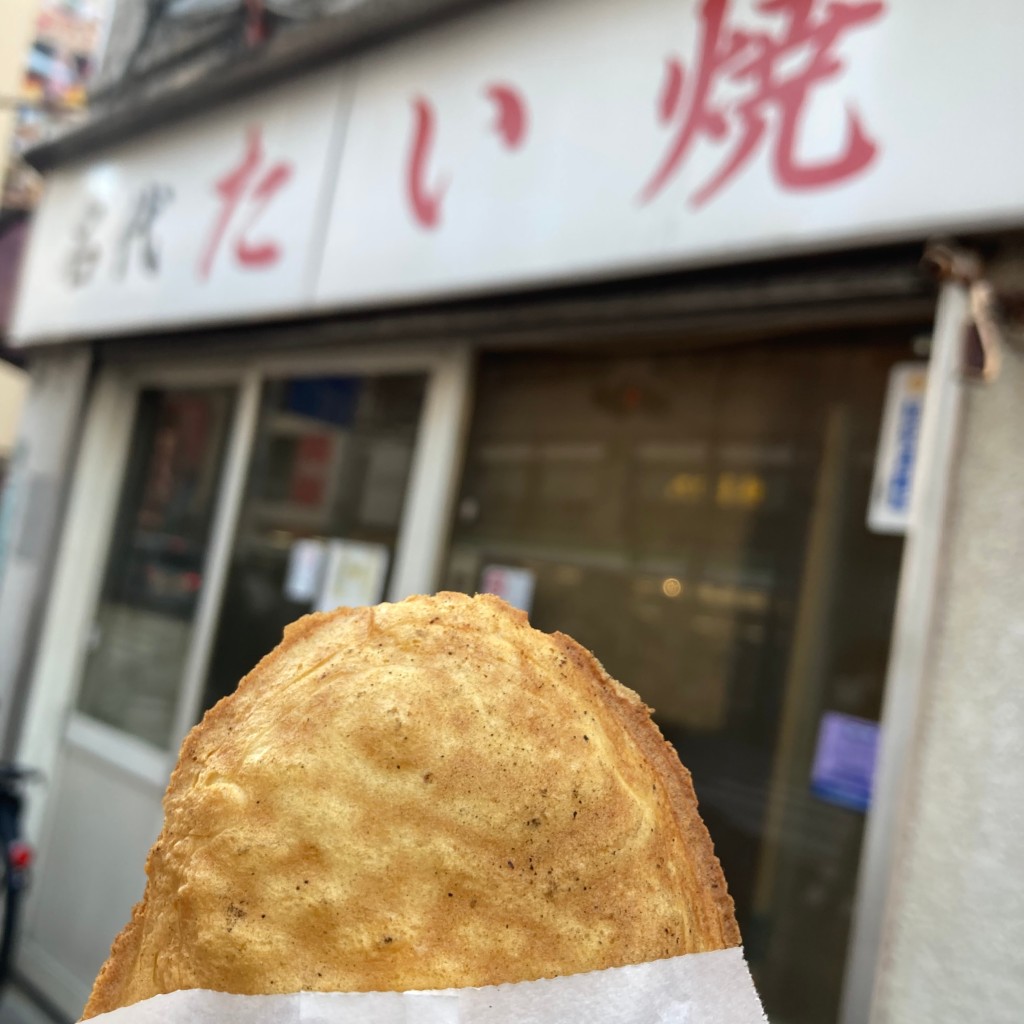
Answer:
[{"left": 83, "top": 593, "right": 739, "bottom": 1018}]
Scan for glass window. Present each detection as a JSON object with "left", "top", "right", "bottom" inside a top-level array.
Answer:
[
  {"left": 200, "top": 374, "right": 425, "bottom": 714},
  {"left": 77, "top": 387, "right": 235, "bottom": 749},
  {"left": 444, "top": 335, "right": 915, "bottom": 1024}
]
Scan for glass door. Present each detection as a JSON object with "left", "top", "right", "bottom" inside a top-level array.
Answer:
[
  {"left": 16, "top": 378, "right": 242, "bottom": 1017},
  {"left": 76, "top": 387, "right": 236, "bottom": 748},
  {"left": 443, "top": 333, "right": 919, "bottom": 1024},
  {"left": 18, "top": 346, "right": 470, "bottom": 1019}
]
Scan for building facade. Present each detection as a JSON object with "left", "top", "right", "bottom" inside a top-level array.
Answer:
[{"left": 2, "top": 2, "right": 1024, "bottom": 1023}]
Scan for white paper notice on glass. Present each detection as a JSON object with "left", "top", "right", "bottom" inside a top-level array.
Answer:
[
  {"left": 283, "top": 539, "right": 326, "bottom": 603},
  {"left": 316, "top": 539, "right": 390, "bottom": 611},
  {"left": 480, "top": 565, "right": 536, "bottom": 615}
]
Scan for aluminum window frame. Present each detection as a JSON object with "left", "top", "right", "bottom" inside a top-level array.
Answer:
[{"left": 18, "top": 340, "right": 474, "bottom": 829}]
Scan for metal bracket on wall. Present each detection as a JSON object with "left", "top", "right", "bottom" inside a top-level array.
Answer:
[{"left": 921, "top": 239, "right": 1016, "bottom": 385}]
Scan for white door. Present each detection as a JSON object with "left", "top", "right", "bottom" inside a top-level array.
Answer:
[{"left": 15, "top": 345, "right": 472, "bottom": 1018}]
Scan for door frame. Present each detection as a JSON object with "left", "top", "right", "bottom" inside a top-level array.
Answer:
[{"left": 16, "top": 337, "right": 473, "bottom": 848}]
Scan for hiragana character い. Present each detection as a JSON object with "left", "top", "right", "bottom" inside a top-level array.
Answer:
[{"left": 405, "top": 84, "right": 529, "bottom": 230}]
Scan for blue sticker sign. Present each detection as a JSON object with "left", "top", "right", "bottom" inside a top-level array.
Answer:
[
  {"left": 868, "top": 362, "right": 928, "bottom": 534},
  {"left": 810, "top": 711, "right": 880, "bottom": 814}
]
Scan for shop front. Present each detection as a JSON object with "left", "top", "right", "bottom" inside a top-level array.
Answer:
[
  {"left": 12, "top": 298, "right": 937, "bottom": 1024},
  {"left": 3, "top": 2, "right": 1023, "bottom": 1023}
]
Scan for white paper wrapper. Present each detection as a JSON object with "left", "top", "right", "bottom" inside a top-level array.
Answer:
[{"left": 86, "top": 946, "right": 765, "bottom": 1023}]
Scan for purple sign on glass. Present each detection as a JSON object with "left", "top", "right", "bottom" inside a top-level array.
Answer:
[{"left": 810, "top": 711, "right": 880, "bottom": 813}]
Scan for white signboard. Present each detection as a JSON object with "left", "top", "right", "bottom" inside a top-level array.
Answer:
[
  {"left": 868, "top": 362, "right": 928, "bottom": 535},
  {"left": 12, "top": 0, "right": 1024, "bottom": 342},
  {"left": 318, "top": 0, "right": 1024, "bottom": 309},
  {"left": 12, "top": 72, "right": 350, "bottom": 340}
]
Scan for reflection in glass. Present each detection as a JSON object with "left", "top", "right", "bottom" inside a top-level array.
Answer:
[
  {"left": 200, "top": 374, "right": 425, "bottom": 714},
  {"left": 77, "top": 388, "right": 235, "bottom": 749},
  {"left": 445, "top": 338, "right": 915, "bottom": 1024}
]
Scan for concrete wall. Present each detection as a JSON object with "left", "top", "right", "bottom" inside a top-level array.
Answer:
[{"left": 873, "top": 279, "right": 1024, "bottom": 1022}]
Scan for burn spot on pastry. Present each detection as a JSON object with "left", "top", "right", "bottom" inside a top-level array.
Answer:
[{"left": 225, "top": 904, "right": 247, "bottom": 932}]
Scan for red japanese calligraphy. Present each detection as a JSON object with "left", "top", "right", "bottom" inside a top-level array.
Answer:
[
  {"left": 199, "top": 126, "right": 293, "bottom": 279},
  {"left": 641, "top": 0, "right": 885, "bottom": 208},
  {"left": 486, "top": 84, "right": 528, "bottom": 149},
  {"left": 405, "top": 84, "right": 528, "bottom": 229},
  {"left": 407, "top": 98, "right": 450, "bottom": 229}
]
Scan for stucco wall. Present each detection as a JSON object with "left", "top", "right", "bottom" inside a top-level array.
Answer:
[{"left": 873, "top": 312, "right": 1024, "bottom": 1021}]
